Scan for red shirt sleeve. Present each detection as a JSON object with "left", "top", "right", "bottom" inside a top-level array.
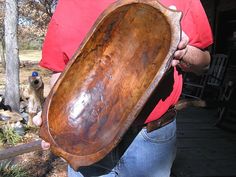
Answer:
[
  {"left": 39, "top": 18, "right": 69, "bottom": 72},
  {"left": 39, "top": 0, "right": 115, "bottom": 72},
  {"left": 181, "top": 0, "right": 213, "bottom": 49}
]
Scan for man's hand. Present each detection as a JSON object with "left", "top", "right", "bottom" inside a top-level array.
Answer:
[
  {"left": 33, "top": 111, "right": 51, "bottom": 150},
  {"left": 169, "top": 5, "right": 211, "bottom": 74},
  {"left": 169, "top": 5, "right": 191, "bottom": 71},
  {"left": 171, "top": 31, "right": 189, "bottom": 68},
  {"left": 172, "top": 30, "right": 211, "bottom": 74}
]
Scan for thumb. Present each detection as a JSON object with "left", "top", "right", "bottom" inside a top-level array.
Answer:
[{"left": 33, "top": 111, "right": 42, "bottom": 126}]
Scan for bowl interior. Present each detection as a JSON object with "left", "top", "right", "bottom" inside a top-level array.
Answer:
[{"left": 47, "top": 3, "right": 171, "bottom": 156}]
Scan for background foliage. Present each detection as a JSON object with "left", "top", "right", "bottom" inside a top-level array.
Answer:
[{"left": 0, "top": 0, "right": 58, "bottom": 50}]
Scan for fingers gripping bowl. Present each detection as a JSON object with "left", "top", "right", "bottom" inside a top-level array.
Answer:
[{"left": 40, "top": 0, "right": 182, "bottom": 170}]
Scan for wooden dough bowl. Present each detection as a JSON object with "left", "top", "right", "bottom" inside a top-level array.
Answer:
[{"left": 40, "top": 0, "right": 182, "bottom": 171}]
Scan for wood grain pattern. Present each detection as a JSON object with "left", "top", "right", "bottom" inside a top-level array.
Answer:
[{"left": 40, "top": 0, "right": 182, "bottom": 170}]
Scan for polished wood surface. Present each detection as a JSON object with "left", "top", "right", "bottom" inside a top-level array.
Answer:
[{"left": 40, "top": 0, "right": 182, "bottom": 170}]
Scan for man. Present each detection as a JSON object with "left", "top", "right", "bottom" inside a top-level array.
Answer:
[{"left": 34, "top": 0, "right": 213, "bottom": 176}]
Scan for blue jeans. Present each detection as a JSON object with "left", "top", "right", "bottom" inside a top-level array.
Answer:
[{"left": 68, "top": 119, "right": 177, "bottom": 177}]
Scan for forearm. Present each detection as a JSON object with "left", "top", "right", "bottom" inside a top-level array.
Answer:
[{"left": 181, "top": 45, "right": 211, "bottom": 75}]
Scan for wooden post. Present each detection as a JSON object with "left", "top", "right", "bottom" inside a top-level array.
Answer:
[{"left": 27, "top": 72, "right": 44, "bottom": 126}]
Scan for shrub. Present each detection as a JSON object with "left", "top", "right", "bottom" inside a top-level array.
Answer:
[
  {"left": 0, "top": 161, "right": 28, "bottom": 177},
  {"left": 0, "top": 125, "right": 22, "bottom": 145}
]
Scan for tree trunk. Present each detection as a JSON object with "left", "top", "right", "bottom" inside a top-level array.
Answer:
[
  {"left": 0, "top": 38, "right": 6, "bottom": 70},
  {"left": 4, "top": 0, "right": 20, "bottom": 112}
]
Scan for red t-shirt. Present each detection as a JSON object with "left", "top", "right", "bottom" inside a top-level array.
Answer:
[{"left": 40, "top": 0, "right": 213, "bottom": 123}]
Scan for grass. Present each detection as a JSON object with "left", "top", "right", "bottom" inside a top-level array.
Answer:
[
  {"left": 0, "top": 125, "right": 22, "bottom": 145},
  {"left": 0, "top": 161, "right": 28, "bottom": 177},
  {"left": 23, "top": 124, "right": 39, "bottom": 134}
]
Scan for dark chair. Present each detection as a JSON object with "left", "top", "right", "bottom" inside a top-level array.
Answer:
[
  {"left": 181, "top": 72, "right": 207, "bottom": 99},
  {"left": 216, "top": 80, "right": 236, "bottom": 128},
  {"left": 181, "top": 54, "right": 228, "bottom": 100},
  {"left": 206, "top": 54, "right": 228, "bottom": 88}
]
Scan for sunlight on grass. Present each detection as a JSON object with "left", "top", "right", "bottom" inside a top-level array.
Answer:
[
  {"left": 19, "top": 50, "right": 42, "bottom": 62},
  {"left": 0, "top": 126, "right": 22, "bottom": 146},
  {"left": 0, "top": 161, "right": 28, "bottom": 177}
]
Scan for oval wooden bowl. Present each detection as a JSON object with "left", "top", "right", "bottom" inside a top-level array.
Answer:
[{"left": 40, "top": 0, "right": 182, "bottom": 170}]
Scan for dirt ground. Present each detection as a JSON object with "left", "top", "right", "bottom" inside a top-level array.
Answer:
[
  {"left": 0, "top": 52, "right": 68, "bottom": 176},
  {"left": 0, "top": 50, "right": 51, "bottom": 95}
]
